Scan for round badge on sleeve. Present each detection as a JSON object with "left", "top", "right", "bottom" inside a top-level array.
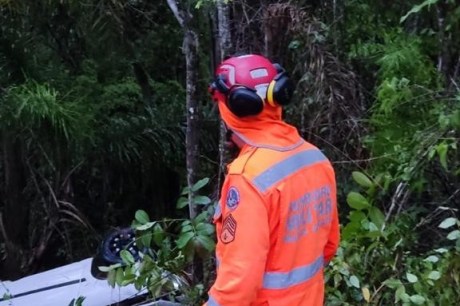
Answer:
[{"left": 226, "top": 187, "right": 240, "bottom": 210}]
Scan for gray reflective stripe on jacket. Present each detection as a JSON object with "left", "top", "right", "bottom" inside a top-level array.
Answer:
[
  {"left": 262, "top": 255, "right": 324, "bottom": 290},
  {"left": 213, "top": 201, "right": 222, "bottom": 220},
  {"left": 206, "top": 295, "right": 220, "bottom": 306},
  {"left": 252, "top": 149, "right": 328, "bottom": 193}
]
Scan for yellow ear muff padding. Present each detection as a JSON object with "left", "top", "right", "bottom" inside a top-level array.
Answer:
[{"left": 266, "top": 80, "right": 277, "bottom": 107}]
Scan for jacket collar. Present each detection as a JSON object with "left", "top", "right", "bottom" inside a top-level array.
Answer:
[{"left": 218, "top": 100, "right": 304, "bottom": 151}]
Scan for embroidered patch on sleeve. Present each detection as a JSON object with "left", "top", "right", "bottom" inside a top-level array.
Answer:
[
  {"left": 220, "top": 214, "right": 237, "bottom": 244},
  {"left": 226, "top": 187, "right": 240, "bottom": 210}
]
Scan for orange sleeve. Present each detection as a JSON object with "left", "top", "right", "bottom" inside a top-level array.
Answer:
[
  {"left": 323, "top": 199, "right": 340, "bottom": 263},
  {"left": 206, "top": 174, "right": 269, "bottom": 306}
]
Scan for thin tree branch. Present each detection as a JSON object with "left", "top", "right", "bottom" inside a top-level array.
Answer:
[
  {"left": 166, "top": 0, "right": 185, "bottom": 27},
  {"left": 0, "top": 213, "right": 10, "bottom": 246}
]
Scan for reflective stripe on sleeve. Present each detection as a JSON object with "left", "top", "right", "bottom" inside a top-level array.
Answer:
[
  {"left": 213, "top": 201, "right": 222, "bottom": 220},
  {"left": 215, "top": 254, "right": 220, "bottom": 269},
  {"left": 253, "top": 149, "right": 328, "bottom": 193},
  {"left": 207, "top": 295, "right": 220, "bottom": 306},
  {"left": 262, "top": 256, "right": 324, "bottom": 290}
]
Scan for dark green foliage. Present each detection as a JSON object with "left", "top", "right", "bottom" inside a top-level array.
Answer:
[
  {"left": 318, "top": 1, "right": 460, "bottom": 304},
  {"left": 327, "top": 171, "right": 460, "bottom": 305},
  {"left": 0, "top": 0, "right": 195, "bottom": 280},
  {"left": 102, "top": 180, "right": 215, "bottom": 305}
]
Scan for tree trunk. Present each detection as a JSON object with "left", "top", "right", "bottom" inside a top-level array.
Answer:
[
  {"left": 1, "top": 132, "right": 28, "bottom": 280},
  {"left": 166, "top": 0, "right": 202, "bottom": 288},
  {"left": 216, "top": 0, "right": 233, "bottom": 199},
  {"left": 166, "top": 0, "right": 200, "bottom": 219},
  {"left": 217, "top": 1, "right": 233, "bottom": 60},
  {"left": 184, "top": 29, "right": 200, "bottom": 220}
]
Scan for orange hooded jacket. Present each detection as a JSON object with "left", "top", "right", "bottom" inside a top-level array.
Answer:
[{"left": 205, "top": 97, "right": 340, "bottom": 306}]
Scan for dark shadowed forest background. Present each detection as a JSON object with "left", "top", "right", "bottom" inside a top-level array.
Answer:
[{"left": 0, "top": 0, "right": 459, "bottom": 305}]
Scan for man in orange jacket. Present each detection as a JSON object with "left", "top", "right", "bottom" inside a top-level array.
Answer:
[{"left": 205, "top": 54, "right": 340, "bottom": 306}]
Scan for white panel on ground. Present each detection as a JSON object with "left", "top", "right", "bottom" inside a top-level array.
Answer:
[{"left": 0, "top": 258, "right": 146, "bottom": 306}]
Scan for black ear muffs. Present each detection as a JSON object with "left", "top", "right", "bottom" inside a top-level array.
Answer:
[
  {"left": 215, "top": 75, "right": 230, "bottom": 94},
  {"left": 267, "top": 64, "right": 295, "bottom": 106},
  {"left": 227, "top": 86, "right": 264, "bottom": 117},
  {"left": 211, "top": 74, "right": 264, "bottom": 117}
]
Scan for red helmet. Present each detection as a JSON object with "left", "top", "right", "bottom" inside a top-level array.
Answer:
[{"left": 209, "top": 54, "right": 294, "bottom": 117}]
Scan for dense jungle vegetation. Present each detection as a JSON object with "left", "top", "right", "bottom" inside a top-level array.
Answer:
[{"left": 0, "top": 0, "right": 459, "bottom": 305}]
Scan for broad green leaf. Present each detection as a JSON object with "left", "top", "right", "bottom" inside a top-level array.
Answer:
[
  {"left": 194, "top": 211, "right": 209, "bottom": 223},
  {"left": 406, "top": 272, "right": 418, "bottom": 283},
  {"left": 447, "top": 230, "right": 460, "bottom": 240},
  {"left": 134, "top": 277, "right": 144, "bottom": 291},
  {"left": 349, "top": 275, "right": 360, "bottom": 288},
  {"left": 181, "top": 224, "right": 193, "bottom": 233},
  {"left": 346, "top": 192, "right": 371, "bottom": 210},
  {"left": 434, "top": 247, "right": 448, "bottom": 253},
  {"left": 349, "top": 211, "right": 367, "bottom": 223},
  {"left": 334, "top": 274, "right": 342, "bottom": 286},
  {"left": 191, "top": 178, "right": 210, "bottom": 192},
  {"left": 424, "top": 255, "right": 439, "bottom": 263},
  {"left": 369, "top": 207, "right": 385, "bottom": 229},
  {"left": 196, "top": 223, "right": 215, "bottom": 235},
  {"left": 107, "top": 269, "right": 116, "bottom": 288},
  {"left": 136, "top": 221, "right": 156, "bottom": 231},
  {"left": 181, "top": 186, "right": 190, "bottom": 196},
  {"left": 395, "top": 285, "right": 407, "bottom": 303},
  {"left": 427, "top": 271, "right": 441, "bottom": 280},
  {"left": 121, "top": 277, "right": 136, "bottom": 286},
  {"left": 438, "top": 217, "right": 458, "bottom": 229},
  {"left": 121, "top": 270, "right": 136, "bottom": 285},
  {"left": 400, "top": 294, "right": 410, "bottom": 303},
  {"left": 341, "top": 222, "right": 361, "bottom": 241},
  {"left": 98, "top": 266, "right": 111, "bottom": 272},
  {"left": 176, "top": 197, "right": 188, "bottom": 209},
  {"left": 135, "top": 210, "right": 149, "bottom": 224},
  {"left": 152, "top": 224, "right": 165, "bottom": 246},
  {"left": 140, "top": 232, "right": 152, "bottom": 248},
  {"left": 102, "top": 263, "right": 122, "bottom": 272},
  {"left": 384, "top": 278, "right": 402, "bottom": 289},
  {"left": 176, "top": 231, "right": 195, "bottom": 249},
  {"left": 115, "top": 268, "right": 124, "bottom": 286},
  {"left": 428, "top": 147, "right": 436, "bottom": 159},
  {"left": 352, "top": 171, "right": 374, "bottom": 188},
  {"left": 409, "top": 295, "right": 426, "bottom": 305},
  {"left": 120, "top": 250, "right": 135, "bottom": 264},
  {"left": 182, "top": 219, "right": 192, "bottom": 226},
  {"left": 368, "top": 222, "right": 379, "bottom": 232},
  {"left": 436, "top": 142, "right": 448, "bottom": 170},
  {"left": 193, "top": 195, "right": 211, "bottom": 205},
  {"left": 194, "top": 234, "right": 215, "bottom": 252},
  {"left": 362, "top": 287, "right": 371, "bottom": 302}
]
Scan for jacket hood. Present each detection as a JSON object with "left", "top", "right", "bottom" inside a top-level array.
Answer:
[{"left": 217, "top": 99, "right": 303, "bottom": 150}]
